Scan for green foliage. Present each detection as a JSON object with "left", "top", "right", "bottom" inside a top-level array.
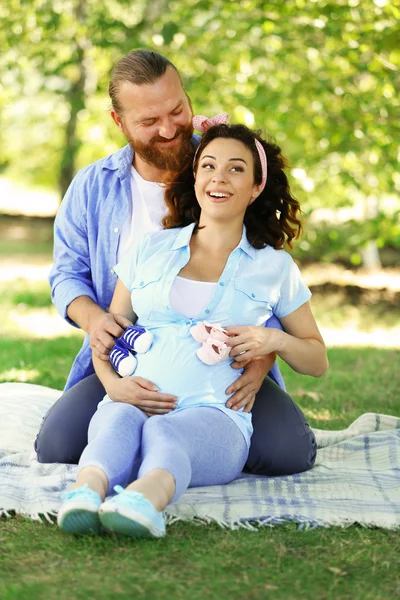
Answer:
[
  {"left": 1, "top": 0, "right": 399, "bottom": 255},
  {"left": 294, "top": 211, "right": 400, "bottom": 265}
]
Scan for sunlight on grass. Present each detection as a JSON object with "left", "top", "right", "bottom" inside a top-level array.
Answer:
[
  {"left": 303, "top": 407, "right": 335, "bottom": 422},
  {"left": 0, "top": 177, "right": 58, "bottom": 217},
  {"left": 2, "top": 305, "right": 399, "bottom": 347},
  {"left": 0, "top": 368, "right": 41, "bottom": 383},
  {"left": 1, "top": 302, "right": 399, "bottom": 347},
  {"left": 5, "top": 309, "right": 84, "bottom": 339},
  {"left": 0, "top": 264, "right": 52, "bottom": 281},
  {"left": 303, "top": 264, "right": 400, "bottom": 292},
  {"left": 1, "top": 262, "right": 399, "bottom": 347},
  {"left": 321, "top": 326, "right": 400, "bottom": 348}
]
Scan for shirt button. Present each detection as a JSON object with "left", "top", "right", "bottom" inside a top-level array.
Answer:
[
  {"left": 114, "top": 227, "right": 119, "bottom": 233},
  {"left": 205, "top": 309, "right": 210, "bottom": 314},
  {"left": 140, "top": 281, "right": 144, "bottom": 286},
  {"left": 251, "top": 293, "right": 255, "bottom": 298},
  {"left": 110, "top": 268, "right": 115, "bottom": 274},
  {"left": 219, "top": 282, "right": 225, "bottom": 287},
  {"left": 186, "top": 320, "right": 191, "bottom": 325}
]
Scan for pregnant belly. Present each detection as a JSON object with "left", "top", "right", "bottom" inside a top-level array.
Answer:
[{"left": 133, "top": 329, "right": 240, "bottom": 406}]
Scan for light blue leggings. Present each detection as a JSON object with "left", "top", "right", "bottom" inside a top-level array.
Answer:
[{"left": 78, "top": 402, "right": 249, "bottom": 504}]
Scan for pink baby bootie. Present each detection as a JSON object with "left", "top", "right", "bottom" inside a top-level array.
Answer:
[
  {"left": 190, "top": 321, "right": 229, "bottom": 344},
  {"left": 196, "top": 338, "right": 231, "bottom": 366}
]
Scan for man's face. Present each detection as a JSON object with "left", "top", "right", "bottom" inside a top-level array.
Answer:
[{"left": 111, "top": 67, "right": 194, "bottom": 172}]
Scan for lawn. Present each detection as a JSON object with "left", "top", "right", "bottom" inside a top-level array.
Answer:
[{"left": 0, "top": 220, "right": 399, "bottom": 599}]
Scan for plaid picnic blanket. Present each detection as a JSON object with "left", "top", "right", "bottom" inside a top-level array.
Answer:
[{"left": 1, "top": 382, "right": 399, "bottom": 529}]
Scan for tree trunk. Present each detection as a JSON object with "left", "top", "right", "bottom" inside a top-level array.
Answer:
[
  {"left": 361, "top": 194, "right": 382, "bottom": 269},
  {"left": 58, "top": 0, "right": 87, "bottom": 198}
]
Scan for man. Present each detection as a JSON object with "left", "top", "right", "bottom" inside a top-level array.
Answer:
[{"left": 35, "top": 50, "right": 316, "bottom": 476}]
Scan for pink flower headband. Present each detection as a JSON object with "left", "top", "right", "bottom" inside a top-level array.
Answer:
[{"left": 192, "top": 113, "right": 267, "bottom": 193}]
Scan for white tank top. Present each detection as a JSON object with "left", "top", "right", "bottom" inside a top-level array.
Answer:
[{"left": 169, "top": 276, "right": 217, "bottom": 318}]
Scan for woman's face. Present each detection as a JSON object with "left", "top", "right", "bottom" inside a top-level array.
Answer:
[{"left": 194, "top": 137, "right": 260, "bottom": 223}]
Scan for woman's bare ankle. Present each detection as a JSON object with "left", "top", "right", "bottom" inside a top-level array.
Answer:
[
  {"left": 126, "top": 469, "right": 175, "bottom": 512},
  {"left": 73, "top": 466, "right": 108, "bottom": 501}
]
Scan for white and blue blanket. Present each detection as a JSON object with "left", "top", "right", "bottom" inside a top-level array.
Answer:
[{"left": 1, "top": 383, "right": 399, "bottom": 529}]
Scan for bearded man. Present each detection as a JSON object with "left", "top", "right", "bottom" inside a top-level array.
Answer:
[{"left": 35, "top": 50, "right": 316, "bottom": 478}]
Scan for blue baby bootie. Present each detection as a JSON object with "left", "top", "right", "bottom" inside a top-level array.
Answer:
[{"left": 109, "top": 326, "right": 153, "bottom": 377}]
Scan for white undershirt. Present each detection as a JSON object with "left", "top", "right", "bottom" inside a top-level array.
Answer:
[
  {"left": 117, "top": 166, "right": 167, "bottom": 262},
  {"left": 118, "top": 168, "right": 216, "bottom": 317},
  {"left": 170, "top": 276, "right": 217, "bottom": 318}
]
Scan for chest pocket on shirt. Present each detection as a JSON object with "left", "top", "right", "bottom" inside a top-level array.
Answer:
[
  {"left": 233, "top": 278, "right": 273, "bottom": 324},
  {"left": 130, "top": 272, "right": 163, "bottom": 323}
]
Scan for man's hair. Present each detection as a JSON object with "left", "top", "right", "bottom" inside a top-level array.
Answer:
[
  {"left": 164, "top": 124, "right": 303, "bottom": 250},
  {"left": 109, "top": 49, "right": 181, "bottom": 114}
]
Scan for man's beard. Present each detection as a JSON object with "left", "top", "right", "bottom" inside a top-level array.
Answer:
[{"left": 126, "top": 124, "right": 195, "bottom": 173}]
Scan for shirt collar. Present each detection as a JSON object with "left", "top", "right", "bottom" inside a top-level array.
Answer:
[
  {"left": 101, "top": 144, "right": 133, "bottom": 180},
  {"left": 101, "top": 134, "right": 201, "bottom": 180},
  {"left": 171, "top": 222, "right": 257, "bottom": 260},
  {"left": 171, "top": 223, "right": 197, "bottom": 250},
  {"left": 237, "top": 225, "right": 257, "bottom": 260}
]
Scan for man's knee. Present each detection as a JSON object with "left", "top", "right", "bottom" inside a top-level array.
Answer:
[
  {"left": 35, "top": 374, "right": 105, "bottom": 464},
  {"left": 35, "top": 423, "right": 80, "bottom": 464},
  {"left": 247, "top": 381, "right": 317, "bottom": 476},
  {"left": 246, "top": 428, "right": 317, "bottom": 476}
]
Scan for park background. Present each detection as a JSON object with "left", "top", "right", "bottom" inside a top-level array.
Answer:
[{"left": 1, "top": 1, "right": 400, "bottom": 599}]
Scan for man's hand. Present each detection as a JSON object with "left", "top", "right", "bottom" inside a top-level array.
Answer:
[
  {"left": 225, "top": 355, "right": 275, "bottom": 413},
  {"left": 89, "top": 312, "right": 133, "bottom": 360},
  {"left": 106, "top": 376, "right": 178, "bottom": 417}
]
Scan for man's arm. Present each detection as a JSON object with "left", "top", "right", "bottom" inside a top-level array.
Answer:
[
  {"left": 50, "top": 167, "right": 97, "bottom": 325},
  {"left": 49, "top": 168, "right": 131, "bottom": 358}
]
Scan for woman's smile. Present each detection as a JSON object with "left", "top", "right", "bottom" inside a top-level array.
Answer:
[{"left": 206, "top": 190, "right": 233, "bottom": 203}]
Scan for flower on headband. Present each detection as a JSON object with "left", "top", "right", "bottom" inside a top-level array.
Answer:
[
  {"left": 192, "top": 113, "right": 268, "bottom": 194},
  {"left": 192, "top": 113, "right": 229, "bottom": 133}
]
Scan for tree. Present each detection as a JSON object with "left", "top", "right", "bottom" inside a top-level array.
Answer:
[{"left": 1, "top": 0, "right": 399, "bottom": 263}]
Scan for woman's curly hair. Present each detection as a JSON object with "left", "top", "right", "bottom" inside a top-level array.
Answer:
[{"left": 163, "top": 123, "right": 302, "bottom": 249}]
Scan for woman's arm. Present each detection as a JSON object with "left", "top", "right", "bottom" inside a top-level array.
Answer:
[
  {"left": 226, "top": 301, "right": 328, "bottom": 378},
  {"left": 275, "top": 302, "right": 328, "bottom": 377},
  {"left": 92, "top": 278, "right": 136, "bottom": 392},
  {"left": 93, "top": 278, "right": 177, "bottom": 415}
]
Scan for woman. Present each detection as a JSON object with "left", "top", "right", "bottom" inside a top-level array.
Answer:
[{"left": 57, "top": 117, "right": 328, "bottom": 538}]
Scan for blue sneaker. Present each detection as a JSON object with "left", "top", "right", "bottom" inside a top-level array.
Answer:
[
  {"left": 120, "top": 326, "right": 153, "bottom": 354},
  {"left": 57, "top": 484, "right": 102, "bottom": 534},
  {"left": 99, "top": 485, "right": 166, "bottom": 538},
  {"left": 109, "top": 342, "right": 138, "bottom": 377}
]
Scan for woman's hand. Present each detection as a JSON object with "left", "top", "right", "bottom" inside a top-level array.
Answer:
[
  {"left": 225, "top": 355, "right": 275, "bottom": 413},
  {"left": 106, "top": 376, "right": 178, "bottom": 417},
  {"left": 225, "top": 326, "right": 281, "bottom": 362}
]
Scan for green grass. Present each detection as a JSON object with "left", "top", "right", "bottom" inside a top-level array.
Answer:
[
  {"left": 0, "top": 280, "right": 52, "bottom": 309},
  {"left": 0, "top": 520, "right": 399, "bottom": 600},
  {"left": 0, "top": 275, "right": 400, "bottom": 600}
]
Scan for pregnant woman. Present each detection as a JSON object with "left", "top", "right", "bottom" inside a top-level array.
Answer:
[{"left": 57, "top": 117, "right": 328, "bottom": 538}]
